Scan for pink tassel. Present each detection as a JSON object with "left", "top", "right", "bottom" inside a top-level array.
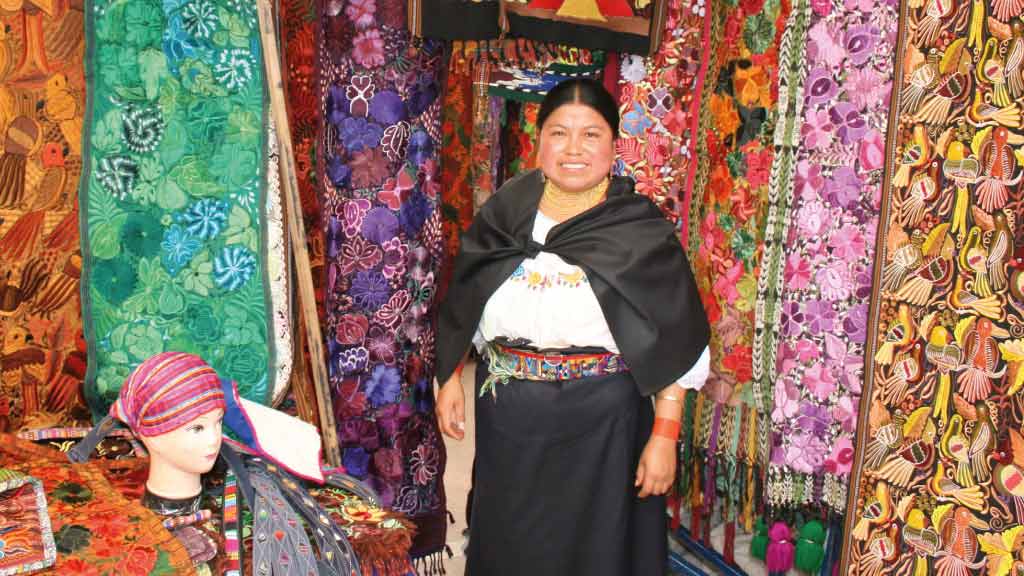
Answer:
[{"left": 766, "top": 522, "right": 795, "bottom": 573}]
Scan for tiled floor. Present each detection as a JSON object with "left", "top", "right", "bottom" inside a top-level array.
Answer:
[{"left": 438, "top": 363, "right": 759, "bottom": 576}]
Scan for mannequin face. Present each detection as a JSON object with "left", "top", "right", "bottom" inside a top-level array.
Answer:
[
  {"left": 538, "top": 102, "right": 615, "bottom": 193},
  {"left": 141, "top": 409, "right": 224, "bottom": 477}
]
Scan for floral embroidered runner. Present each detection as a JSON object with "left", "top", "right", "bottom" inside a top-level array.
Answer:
[
  {"left": 0, "top": 0, "right": 88, "bottom": 432},
  {"left": 846, "top": 0, "right": 1024, "bottom": 569},
  {"left": 318, "top": 0, "right": 448, "bottom": 562},
  {"left": 80, "top": 0, "right": 274, "bottom": 416},
  {"left": 681, "top": 0, "right": 787, "bottom": 531},
  {"left": 761, "top": 0, "right": 896, "bottom": 512},
  {"left": 614, "top": 0, "right": 711, "bottom": 235}
]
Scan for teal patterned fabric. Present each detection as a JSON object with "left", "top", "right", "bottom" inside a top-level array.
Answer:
[{"left": 80, "top": 0, "right": 272, "bottom": 416}]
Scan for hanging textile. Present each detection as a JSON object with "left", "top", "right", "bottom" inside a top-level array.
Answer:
[
  {"left": 282, "top": 0, "right": 325, "bottom": 318},
  {"left": 0, "top": 0, "right": 87, "bottom": 432},
  {"left": 845, "top": 0, "right": 1024, "bottom": 570},
  {"left": 759, "top": 0, "right": 895, "bottom": 512},
  {"left": 504, "top": 100, "right": 539, "bottom": 177},
  {"left": 613, "top": 0, "right": 712, "bottom": 235},
  {"left": 266, "top": 120, "right": 293, "bottom": 404},
  {"left": 80, "top": 0, "right": 274, "bottom": 416},
  {"left": 1, "top": 435, "right": 196, "bottom": 575},
  {"left": 501, "top": 0, "right": 669, "bottom": 54},
  {"left": 438, "top": 48, "right": 474, "bottom": 300},
  {"left": 681, "top": 0, "right": 788, "bottom": 533},
  {"left": 317, "top": 1, "right": 448, "bottom": 564}
]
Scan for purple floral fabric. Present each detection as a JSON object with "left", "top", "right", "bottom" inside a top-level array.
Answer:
[
  {"left": 767, "top": 0, "right": 896, "bottom": 511},
  {"left": 317, "top": 0, "right": 447, "bottom": 560}
]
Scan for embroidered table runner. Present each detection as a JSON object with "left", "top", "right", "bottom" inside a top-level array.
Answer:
[{"left": 80, "top": 0, "right": 274, "bottom": 416}]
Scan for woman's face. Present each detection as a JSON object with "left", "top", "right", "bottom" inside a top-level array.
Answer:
[{"left": 537, "top": 102, "right": 615, "bottom": 193}]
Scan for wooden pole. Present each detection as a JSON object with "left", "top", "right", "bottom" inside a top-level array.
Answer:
[{"left": 255, "top": 0, "right": 341, "bottom": 467}]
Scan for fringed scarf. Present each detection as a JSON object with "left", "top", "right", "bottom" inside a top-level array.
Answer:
[
  {"left": 80, "top": 0, "right": 275, "bottom": 415},
  {"left": 0, "top": 0, "right": 87, "bottom": 432},
  {"left": 680, "top": 0, "right": 790, "bottom": 542},
  {"left": 317, "top": 0, "right": 449, "bottom": 566},
  {"left": 761, "top": 0, "right": 896, "bottom": 512}
]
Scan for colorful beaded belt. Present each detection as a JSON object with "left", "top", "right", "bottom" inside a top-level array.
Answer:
[{"left": 479, "top": 341, "right": 629, "bottom": 397}]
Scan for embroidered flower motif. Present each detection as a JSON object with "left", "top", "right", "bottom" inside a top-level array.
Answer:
[
  {"left": 340, "top": 116, "right": 384, "bottom": 152},
  {"left": 620, "top": 55, "right": 647, "bottom": 83},
  {"left": 181, "top": 0, "right": 218, "bottom": 38},
  {"left": 410, "top": 443, "right": 439, "bottom": 486},
  {"left": 802, "top": 364, "right": 837, "bottom": 401},
  {"left": 352, "top": 29, "right": 385, "bottom": 69},
  {"left": 343, "top": 446, "right": 371, "bottom": 478},
  {"left": 363, "top": 364, "right": 401, "bottom": 407},
  {"left": 361, "top": 207, "right": 399, "bottom": 245},
  {"left": 844, "top": 24, "right": 880, "bottom": 66},
  {"left": 180, "top": 198, "right": 228, "bottom": 239},
  {"left": 345, "top": 0, "right": 376, "bottom": 28},
  {"left": 350, "top": 270, "right": 390, "bottom": 310},
  {"left": 213, "top": 245, "right": 257, "bottom": 291},
  {"left": 823, "top": 435, "right": 854, "bottom": 475},
  {"left": 92, "top": 257, "right": 138, "bottom": 304},
  {"left": 121, "top": 212, "right": 163, "bottom": 258},
  {"left": 213, "top": 49, "right": 254, "bottom": 91},
  {"left": 161, "top": 224, "right": 201, "bottom": 275},
  {"left": 803, "top": 299, "right": 836, "bottom": 335}
]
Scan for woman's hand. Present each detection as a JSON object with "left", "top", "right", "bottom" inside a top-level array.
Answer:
[
  {"left": 435, "top": 371, "right": 466, "bottom": 441},
  {"left": 635, "top": 435, "right": 677, "bottom": 498}
]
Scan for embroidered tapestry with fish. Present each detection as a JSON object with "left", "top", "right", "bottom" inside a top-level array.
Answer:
[
  {"left": 0, "top": 0, "right": 88, "bottom": 432},
  {"left": 844, "top": 0, "right": 1024, "bottom": 571},
  {"left": 80, "top": 0, "right": 274, "bottom": 416},
  {"left": 318, "top": 0, "right": 449, "bottom": 565}
]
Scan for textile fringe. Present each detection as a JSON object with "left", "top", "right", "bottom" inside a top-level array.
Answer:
[
  {"left": 412, "top": 547, "right": 451, "bottom": 576},
  {"left": 352, "top": 514, "right": 418, "bottom": 576},
  {"left": 765, "top": 467, "right": 848, "bottom": 512},
  {"left": 681, "top": 447, "right": 765, "bottom": 537}
]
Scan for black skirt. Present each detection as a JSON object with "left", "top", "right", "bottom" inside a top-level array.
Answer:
[{"left": 466, "top": 362, "right": 667, "bottom": 576}]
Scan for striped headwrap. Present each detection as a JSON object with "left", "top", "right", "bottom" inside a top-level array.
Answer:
[{"left": 111, "top": 352, "right": 226, "bottom": 437}]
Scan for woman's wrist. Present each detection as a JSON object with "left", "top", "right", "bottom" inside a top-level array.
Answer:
[{"left": 652, "top": 417, "right": 681, "bottom": 441}]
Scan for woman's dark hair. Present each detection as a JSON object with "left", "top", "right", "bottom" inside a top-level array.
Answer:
[{"left": 536, "top": 78, "right": 620, "bottom": 135}]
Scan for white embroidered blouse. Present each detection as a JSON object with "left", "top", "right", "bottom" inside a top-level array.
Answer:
[{"left": 475, "top": 210, "right": 710, "bottom": 390}]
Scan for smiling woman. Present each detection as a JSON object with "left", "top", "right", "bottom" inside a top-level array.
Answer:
[{"left": 435, "top": 78, "right": 711, "bottom": 576}]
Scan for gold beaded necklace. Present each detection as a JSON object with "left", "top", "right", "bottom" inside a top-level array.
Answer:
[{"left": 539, "top": 177, "right": 609, "bottom": 222}]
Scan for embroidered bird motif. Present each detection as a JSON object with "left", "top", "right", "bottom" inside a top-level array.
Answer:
[
  {"left": 895, "top": 124, "right": 934, "bottom": 187},
  {"left": 927, "top": 326, "right": 962, "bottom": 423},
  {"left": 876, "top": 303, "right": 917, "bottom": 365},
  {"left": 882, "top": 342, "right": 925, "bottom": 406},
  {"left": 956, "top": 317, "right": 1007, "bottom": 403},
  {"left": 894, "top": 223, "right": 955, "bottom": 305},
  {"left": 935, "top": 506, "right": 988, "bottom": 576},
  {"left": 898, "top": 159, "right": 942, "bottom": 227},
  {"left": 976, "top": 126, "right": 1022, "bottom": 212}
]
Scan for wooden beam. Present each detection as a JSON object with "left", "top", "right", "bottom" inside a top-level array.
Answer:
[{"left": 255, "top": 0, "right": 341, "bottom": 467}]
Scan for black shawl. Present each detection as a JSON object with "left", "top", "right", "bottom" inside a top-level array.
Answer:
[{"left": 436, "top": 170, "right": 709, "bottom": 396}]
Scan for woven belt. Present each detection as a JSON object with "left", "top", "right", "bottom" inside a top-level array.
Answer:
[{"left": 479, "top": 341, "right": 629, "bottom": 398}]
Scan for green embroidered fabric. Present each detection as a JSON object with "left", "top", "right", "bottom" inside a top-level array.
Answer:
[{"left": 80, "top": 0, "right": 273, "bottom": 416}]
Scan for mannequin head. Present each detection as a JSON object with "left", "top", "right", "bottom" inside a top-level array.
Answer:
[{"left": 112, "top": 352, "right": 226, "bottom": 501}]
